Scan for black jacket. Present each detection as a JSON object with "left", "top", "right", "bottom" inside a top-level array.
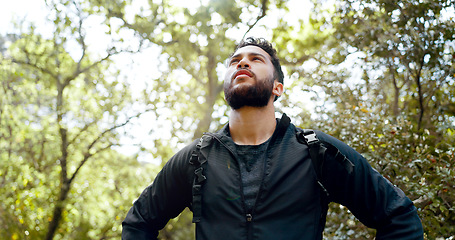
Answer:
[{"left": 122, "top": 114, "right": 423, "bottom": 239}]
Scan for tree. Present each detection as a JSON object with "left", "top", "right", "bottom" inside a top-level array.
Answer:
[
  {"left": 0, "top": 0, "right": 155, "bottom": 239},
  {"left": 3, "top": 0, "right": 453, "bottom": 238},
  {"left": 290, "top": 0, "right": 455, "bottom": 238}
]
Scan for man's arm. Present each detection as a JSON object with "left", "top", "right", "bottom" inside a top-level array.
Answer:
[
  {"left": 121, "top": 141, "right": 196, "bottom": 239},
  {"left": 315, "top": 131, "right": 424, "bottom": 239}
]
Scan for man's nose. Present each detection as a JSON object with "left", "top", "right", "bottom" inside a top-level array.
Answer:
[{"left": 237, "top": 58, "right": 250, "bottom": 69}]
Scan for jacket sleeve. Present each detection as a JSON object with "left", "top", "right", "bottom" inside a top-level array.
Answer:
[
  {"left": 315, "top": 131, "right": 423, "bottom": 239},
  {"left": 121, "top": 140, "right": 197, "bottom": 240}
]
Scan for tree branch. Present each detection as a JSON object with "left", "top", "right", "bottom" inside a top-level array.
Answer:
[
  {"left": 242, "top": 0, "right": 269, "bottom": 39},
  {"left": 68, "top": 143, "right": 114, "bottom": 185},
  {"left": 73, "top": 1, "right": 87, "bottom": 74},
  {"left": 415, "top": 53, "right": 426, "bottom": 131},
  {"left": 67, "top": 108, "right": 155, "bottom": 184},
  {"left": 10, "top": 58, "right": 58, "bottom": 80}
]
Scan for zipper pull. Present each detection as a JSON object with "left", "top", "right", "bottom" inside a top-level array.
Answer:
[{"left": 246, "top": 213, "right": 252, "bottom": 222}]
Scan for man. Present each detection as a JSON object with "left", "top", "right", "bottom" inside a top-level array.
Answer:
[{"left": 122, "top": 37, "right": 423, "bottom": 239}]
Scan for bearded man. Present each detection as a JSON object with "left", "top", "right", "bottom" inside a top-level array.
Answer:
[{"left": 122, "top": 37, "right": 423, "bottom": 240}]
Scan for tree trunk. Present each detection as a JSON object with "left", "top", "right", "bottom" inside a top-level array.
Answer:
[
  {"left": 45, "top": 78, "right": 71, "bottom": 240},
  {"left": 45, "top": 182, "right": 70, "bottom": 240},
  {"left": 391, "top": 66, "right": 400, "bottom": 118},
  {"left": 192, "top": 53, "right": 223, "bottom": 139},
  {"left": 415, "top": 56, "right": 425, "bottom": 131}
]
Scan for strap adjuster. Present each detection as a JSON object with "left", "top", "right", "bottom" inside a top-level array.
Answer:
[
  {"left": 303, "top": 131, "right": 319, "bottom": 144},
  {"left": 194, "top": 167, "right": 206, "bottom": 183},
  {"left": 193, "top": 184, "right": 202, "bottom": 194},
  {"left": 189, "top": 151, "right": 199, "bottom": 165}
]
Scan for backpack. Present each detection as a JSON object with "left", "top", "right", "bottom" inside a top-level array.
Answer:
[{"left": 188, "top": 129, "right": 354, "bottom": 223}]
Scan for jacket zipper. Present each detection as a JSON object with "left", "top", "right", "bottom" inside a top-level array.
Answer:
[
  {"left": 208, "top": 133, "right": 269, "bottom": 240},
  {"left": 207, "top": 134, "right": 250, "bottom": 221},
  {"left": 246, "top": 146, "right": 269, "bottom": 240}
]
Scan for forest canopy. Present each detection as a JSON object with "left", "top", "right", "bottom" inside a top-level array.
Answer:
[{"left": 0, "top": 0, "right": 454, "bottom": 239}]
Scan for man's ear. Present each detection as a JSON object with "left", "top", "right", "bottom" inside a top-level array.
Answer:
[{"left": 272, "top": 80, "right": 284, "bottom": 98}]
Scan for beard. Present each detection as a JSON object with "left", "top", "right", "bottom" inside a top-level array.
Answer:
[{"left": 224, "top": 73, "right": 275, "bottom": 110}]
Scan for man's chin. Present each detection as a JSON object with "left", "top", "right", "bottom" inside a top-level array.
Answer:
[
  {"left": 226, "top": 96, "right": 270, "bottom": 110},
  {"left": 231, "top": 81, "right": 255, "bottom": 90}
]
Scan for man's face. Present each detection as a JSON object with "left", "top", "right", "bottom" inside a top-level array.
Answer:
[{"left": 223, "top": 46, "right": 276, "bottom": 110}]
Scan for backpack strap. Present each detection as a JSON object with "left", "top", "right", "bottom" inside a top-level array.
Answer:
[
  {"left": 296, "top": 129, "right": 331, "bottom": 231},
  {"left": 189, "top": 136, "right": 208, "bottom": 223},
  {"left": 296, "top": 129, "right": 330, "bottom": 197},
  {"left": 296, "top": 129, "right": 355, "bottom": 195},
  {"left": 296, "top": 129, "right": 356, "bottom": 230}
]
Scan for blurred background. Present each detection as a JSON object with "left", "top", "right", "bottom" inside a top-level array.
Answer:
[{"left": 0, "top": 0, "right": 454, "bottom": 239}]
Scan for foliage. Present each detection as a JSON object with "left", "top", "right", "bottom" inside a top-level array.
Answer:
[
  {"left": 1, "top": 0, "right": 454, "bottom": 239},
  {"left": 292, "top": 0, "right": 455, "bottom": 238},
  {"left": 0, "top": 0, "right": 157, "bottom": 239},
  {"left": 309, "top": 104, "right": 455, "bottom": 239}
]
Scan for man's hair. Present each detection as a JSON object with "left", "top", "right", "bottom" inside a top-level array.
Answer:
[{"left": 234, "top": 37, "right": 284, "bottom": 85}]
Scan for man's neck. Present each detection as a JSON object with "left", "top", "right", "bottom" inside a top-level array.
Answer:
[{"left": 228, "top": 104, "right": 277, "bottom": 145}]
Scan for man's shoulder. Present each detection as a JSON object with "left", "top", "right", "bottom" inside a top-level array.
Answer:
[
  {"left": 175, "top": 133, "right": 219, "bottom": 157},
  {"left": 293, "top": 128, "right": 362, "bottom": 159},
  {"left": 169, "top": 138, "right": 203, "bottom": 164}
]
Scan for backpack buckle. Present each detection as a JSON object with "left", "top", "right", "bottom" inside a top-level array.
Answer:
[
  {"left": 194, "top": 167, "right": 206, "bottom": 183},
  {"left": 303, "top": 131, "right": 319, "bottom": 144}
]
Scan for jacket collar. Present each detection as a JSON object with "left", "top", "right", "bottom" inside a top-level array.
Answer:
[{"left": 210, "top": 113, "right": 291, "bottom": 150}]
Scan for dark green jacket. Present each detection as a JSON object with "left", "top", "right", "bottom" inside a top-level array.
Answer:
[{"left": 122, "top": 114, "right": 423, "bottom": 239}]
